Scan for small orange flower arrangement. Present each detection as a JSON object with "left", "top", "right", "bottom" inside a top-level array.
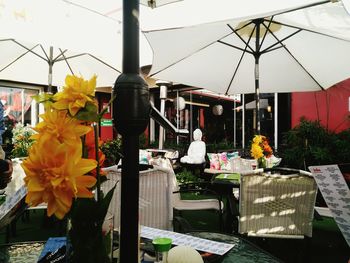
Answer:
[{"left": 250, "top": 135, "right": 273, "bottom": 168}]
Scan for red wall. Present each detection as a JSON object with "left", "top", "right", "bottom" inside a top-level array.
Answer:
[{"left": 291, "top": 79, "right": 350, "bottom": 132}]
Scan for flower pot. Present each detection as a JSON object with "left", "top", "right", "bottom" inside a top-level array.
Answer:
[
  {"left": 66, "top": 212, "right": 114, "bottom": 263},
  {"left": 257, "top": 157, "right": 267, "bottom": 169}
]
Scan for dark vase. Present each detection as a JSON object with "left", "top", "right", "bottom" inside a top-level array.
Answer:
[
  {"left": 258, "top": 157, "right": 267, "bottom": 169},
  {"left": 67, "top": 213, "right": 113, "bottom": 263}
]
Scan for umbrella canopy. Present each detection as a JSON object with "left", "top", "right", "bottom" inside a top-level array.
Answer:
[
  {"left": 69, "top": 0, "right": 331, "bottom": 30},
  {"left": 0, "top": 39, "right": 120, "bottom": 88},
  {"left": 145, "top": 1, "right": 350, "bottom": 94},
  {"left": 144, "top": 1, "right": 350, "bottom": 132},
  {"left": 0, "top": 0, "right": 123, "bottom": 87}
]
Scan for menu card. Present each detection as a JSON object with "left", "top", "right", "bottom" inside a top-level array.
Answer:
[
  {"left": 309, "top": 165, "right": 350, "bottom": 247},
  {"left": 0, "top": 185, "right": 27, "bottom": 221},
  {"left": 141, "top": 226, "right": 234, "bottom": 255}
]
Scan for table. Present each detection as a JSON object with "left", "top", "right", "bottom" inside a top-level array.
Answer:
[
  {"left": 210, "top": 174, "right": 240, "bottom": 234},
  {"left": 189, "top": 232, "right": 283, "bottom": 263},
  {"left": 1, "top": 232, "right": 282, "bottom": 263}
]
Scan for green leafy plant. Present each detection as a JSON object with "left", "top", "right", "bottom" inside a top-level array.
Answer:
[
  {"left": 100, "top": 137, "right": 122, "bottom": 166},
  {"left": 176, "top": 168, "right": 203, "bottom": 185},
  {"left": 206, "top": 141, "right": 235, "bottom": 153},
  {"left": 10, "top": 123, "right": 36, "bottom": 158},
  {"left": 280, "top": 117, "right": 350, "bottom": 169}
]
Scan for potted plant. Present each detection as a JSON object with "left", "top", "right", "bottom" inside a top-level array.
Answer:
[
  {"left": 100, "top": 137, "right": 122, "bottom": 167},
  {"left": 280, "top": 118, "right": 350, "bottom": 169},
  {"left": 10, "top": 123, "right": 36, "bottom": 159}
]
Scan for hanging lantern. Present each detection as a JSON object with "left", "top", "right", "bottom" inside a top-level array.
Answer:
[
  {"left": 173, "top": 96, "right": 186, "bottom": 111},
  {"left": 212, "top": 104, "right": 223, "bottom": 116}
]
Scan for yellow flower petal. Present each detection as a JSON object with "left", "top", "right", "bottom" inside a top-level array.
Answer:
[
  {"left": 22, "top": 134, "right": 97, "bottom": 219},
  {"left": 52, "top": 75, "right": 97, "bottom": 116}
]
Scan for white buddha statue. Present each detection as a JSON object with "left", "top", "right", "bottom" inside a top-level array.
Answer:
[{"left": 180, "top": 129, "right": 206, "bottom": 164}]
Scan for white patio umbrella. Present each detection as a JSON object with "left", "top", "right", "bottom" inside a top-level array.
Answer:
[
  {"left": 0, "top": 39, "right": 120, "bottom": 89},
  {"left": 144, "top": 1, "right": 350, "bottom": 134},
  {"left": 0, "top": 0, "right": 124, "bottom": 88},
  {"left": 140, "top": 0, "right": 183, "bottom": 8},
  {"left": 67, "top": 0, "right": 331, "bottom": 30}
]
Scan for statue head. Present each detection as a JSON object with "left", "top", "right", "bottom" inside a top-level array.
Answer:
[{"left": 193, "top": 129, "right": 202, "bottom": 141}]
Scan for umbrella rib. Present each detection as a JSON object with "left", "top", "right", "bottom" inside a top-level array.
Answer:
[
  {"left": 227, "top": 23, "right": 255, "bottom": 54},
  {"left": 10, "top": 39, "right": 48, "bottom": 62},
  {"left": 58, "top": 48, "right": 75, "bottom": 75},
  {"left": 224, "top": 24, "right": 256, "bottom": 95},
  {"left": 53, "top": 49, "right": 69, "bottom": 63},
  {"left": 63, "top": 0, "right": 120, "bottom": 23},
  {"left": 268, "top": 31, "right": 325, "bottom": 90},
  {"left": 56, "top": 53, "right": 121, "bottom": 73},
  {"left": 217, "top": 40, "right": 253, "bottom": 55},
  {"left": 224, "top": 44, "right": 249, "bottom": 95},
  {"left": 259, "top": 17, "right": 274, "bottom": 50},
  {"left": 0, "top": 41, "right": 43, "bottom": 72},
  {"left": 271, "top": 20, "right": 350, "bottom": 42},
  {"left": 39, "top": 45, "right": 50, "bottom": 62},
  {"left": 260, "top": 23, "right": 302, "bottom": 54}
]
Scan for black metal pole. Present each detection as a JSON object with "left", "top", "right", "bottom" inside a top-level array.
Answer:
[
  {"left": 113, "top": 0, "right": 150, "bottom": 262},
  {"left": 254, "top": 19, "right": 261, "bottom": 135}
]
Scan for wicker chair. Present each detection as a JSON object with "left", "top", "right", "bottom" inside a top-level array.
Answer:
[
  {"left": 239, "top": 168, "right": 318, "bottom": 239},
  {"left": 101, "top": 165, "right": 174, "bottom": 231},
  {"left": 102, "top": 162, "right": 223, "bottom": 231}
]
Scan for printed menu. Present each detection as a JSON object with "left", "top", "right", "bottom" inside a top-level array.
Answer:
[
  {"left": 309, "top": 165, "right": 350, "bottom": 247},
  {"left": 141, "top": 226, "right": 234, "bottom": 255}
]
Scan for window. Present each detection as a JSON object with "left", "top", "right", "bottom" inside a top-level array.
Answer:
[{"left": 0, "top": 86, "right": 40, "bottom": 127}]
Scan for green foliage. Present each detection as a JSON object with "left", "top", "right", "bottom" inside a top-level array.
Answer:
[
  {"left": 139, "top": 133, "right": 147, "bottom": 149},
  {"left": 75, "top": 101, "right": 99, "bottom": 122},
  {"left": 280, "top": 118, "right": 350, "bottom": 169},
  {"left": 100, "top": 137, "right": 122, "bottom": 166},
  {"left": 10, "top": 123, "right": 36, "bottom": 158},
  {"left": 206, "top": 141, "right": 235, "bottom": 153},
  {"left": 176, "top": 168, "right": 203, "bottom": 185}
]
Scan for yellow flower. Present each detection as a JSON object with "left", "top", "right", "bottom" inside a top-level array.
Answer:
[
  {"left": 32, "top": 110, "right": 91, "bottom": 147},
  {"left": 251, "top": 143, "right": 264, "bottom": 159},
  {"left": 52, "top": 75, "right": 97, "bottom": 116},
  {"left": 253, "top": 135, "right": 263, "bottom": 144},
  {"left": 22, "top": 136, "right": 97, "bottom": 219}
]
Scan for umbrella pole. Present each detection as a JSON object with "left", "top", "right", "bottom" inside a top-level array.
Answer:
[
  {"left": 274, "top": 93, "right": 278, "bottom": 151},
  {"left": 254, "top": 19, "right": 262, "bottom": 135},
  {"left": 48, "top": 46, "right": 53, "bottom": 93},
  {"left": 113, "top": 0, "right": 150, "bottom": 262},
  {"left": 242, "top": 95, "right": 245, "bottom": 148}
]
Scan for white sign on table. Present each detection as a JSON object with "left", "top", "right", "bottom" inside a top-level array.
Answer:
[{"left": 141, "top": 226, "right": 234, "bottom": 255}]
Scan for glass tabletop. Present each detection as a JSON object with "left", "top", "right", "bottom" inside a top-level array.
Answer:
[
  {"left": 189, "top": 232, "right": 283, "bottom": 263},
  {"left": 0, "top": 241, "right": 45, "bottom": 263},
  {"left": 1, "top": 233, "right": 283, "bottom": 263}
]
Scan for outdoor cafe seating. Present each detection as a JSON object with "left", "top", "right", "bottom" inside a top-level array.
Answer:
[
  {"left": 101, "top": 158, "right": 224, "bottom": 232},
  {"left": 238, "top": 168, "right": 318, "bottom": 239},
  {"left": 1, "top": 152, "right": 349, "bottom": 262}
]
